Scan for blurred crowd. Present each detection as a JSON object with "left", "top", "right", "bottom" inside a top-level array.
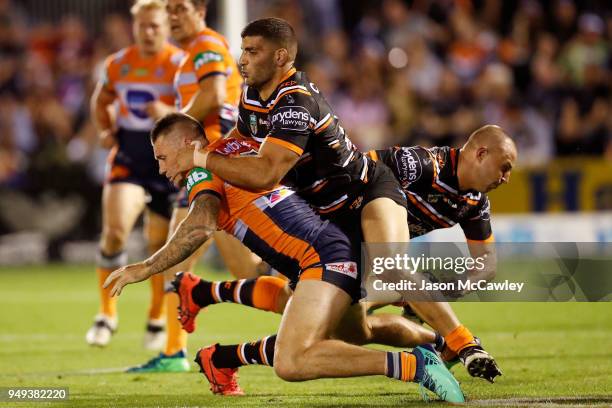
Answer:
[{"left": 0, "top": 0, "right": 610, "bottom": 236}]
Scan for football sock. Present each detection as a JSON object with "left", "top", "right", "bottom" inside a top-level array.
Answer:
[
  {"left": 212, "top": 335, "right": 276, "bottom": 368},
  {"left": 164, "top": 291, "right": 187, "bottom": 356},
  {"left": 96, "top": 250, "right": 127, "bottom": 317},
  {"left": 385, "top": 351, "right": 418, "bottom": 382},
  {"left": 444, "top": 325, "right": 478, "bottom": 354},
  {"left": 148, "top": 273, "right": 166, "bottom": 320},
  {"left": 191, "top": 276, "right": 286, "bottom": 312},
  {"left": 433, "top": 332, "right": 445, "bottom": 352}
]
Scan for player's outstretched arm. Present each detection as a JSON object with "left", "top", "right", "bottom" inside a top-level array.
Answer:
[
  {"left": 466, "top": 240, "right": 497, "bottom": 281},
  {"left": 197, "top": 139, "right": 300, "bottom": 191},
  {"left": 103, "top": 193, "right": 221, "bottom": 296}
]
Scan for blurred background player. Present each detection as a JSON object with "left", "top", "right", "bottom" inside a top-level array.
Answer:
[
  {"left": 126, "top": 0, "right": 282, "bottom": 373},
  {"left": 86, "top": 0, "right": 185, "bottom": 349}
]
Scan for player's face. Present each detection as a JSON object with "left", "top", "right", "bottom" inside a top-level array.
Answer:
[
  {"left": 239, "top": 36, "right": 277, "bottom": 88},
  {"left": 474, "top": 145, "right": 516, "bottom": 193},
  {"left": 133, "top": 8, "right": 168, "bottom": 56},
  {"left": 153, "top": 132, "right": 194, "bottom": 187},
  {"left": 166, "top": 0, "right": 204, "bottom": 45}
]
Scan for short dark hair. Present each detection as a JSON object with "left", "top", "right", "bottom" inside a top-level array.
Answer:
[
  {"left": 241, "top": 17, "right": 297, "bottom": 59},
  {"left": 150, "top": 112, "right": 205, "bottom": 143}
]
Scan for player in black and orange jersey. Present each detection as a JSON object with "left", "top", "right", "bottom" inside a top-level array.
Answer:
[
  {"left": 191, "top": 17, "right": 500, "bottom": 382},
  {"left": 168, "top": 126, "right": 515, "bottom": 387},
  {"left": 126, "top": 0, "right": 274, "bottom": 374},
  {"left": 103, "top": 113, "right": 465, "bottom": 403},
  {"left": 87, "top": 0, "right": 185, "bottom": 352}
]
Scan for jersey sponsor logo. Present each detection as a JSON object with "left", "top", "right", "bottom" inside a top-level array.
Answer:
[
  {"left": 270, "top": 106, "right": 310, "bottom": 131},
  {"left": 134, "top": 67, "right": 149, "bottom": 77},
  {"left": 215, "top": 139, "right": 259, "bottom": 157},
  {"left": 185, "top": 167, "right": 212, "bottom": 193},
  {"left": 193, "top": 51, "right": 223, "bottom": 70},
  {"left": 325, "top": 262, "right": 358, "bottom": 279},
  {"left": 120, "top": 64, "right": 130, "bottom": 77},
  {"left": 249, "top": 113, "right": 258, "bottom": 134},
  {"left": 264, "top": 188, "right": 294, "bottom": 208},
  {"left": 349, "top": 195, "right": 364, "bottom": 210},
  {"left": 398, "top": 147, "right": 423, "bottom": 186},
  {"left": 126, "top": 89, "right": 156, "bottom": 119}
]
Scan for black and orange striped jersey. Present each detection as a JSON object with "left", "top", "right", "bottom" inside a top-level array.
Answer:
[
  {"left": 369, "top": 146, "right": 493, "bottom": 242},
  {"left": 237, "top": 68, "right": 374, "bottom": 213},
  {"left": 184, "top": 137, "right": 360, "bottom": 299}
]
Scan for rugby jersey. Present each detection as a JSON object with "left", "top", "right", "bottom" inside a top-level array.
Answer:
[
  {"left": 174, "top": 28, "right": 242, "bottom": 141},
  {"left": 101, "top": 43, "right": 184, "bottom": 132},
  {"left": 369, "top": 146, "right": 493, "bottom": 241},
  {"left": 237, "top": 68, "right": 374, "bottom": 213}
]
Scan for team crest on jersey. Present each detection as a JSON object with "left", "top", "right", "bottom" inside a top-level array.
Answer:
[
  {"left": 249, "top": 113, "right": 258, "bottom": 135},
  {"left": 185, "top": 167, "right": 212, "bottom": 193},
  {"left": 325, "top": 262, "right": 358, "bottom": 279}
]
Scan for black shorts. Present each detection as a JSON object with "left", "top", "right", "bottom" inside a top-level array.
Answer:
[
  {"left": 321, "top": 161, "right": 407, "bottom": 250},
  {"left": 106, "top": 128, "right": 177, "bottom": 219}
]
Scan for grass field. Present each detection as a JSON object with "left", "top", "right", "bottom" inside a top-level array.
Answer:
[{"left": 0, "top": 264, "right": 610, "bottom": 407}]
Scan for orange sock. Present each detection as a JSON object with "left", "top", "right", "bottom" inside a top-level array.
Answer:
[
  {"left": 164, "top": 292, "right": 187, "bottom": 355},
  {"left": 148, "top": 273, "right": 166, "bottom": 320},
  {"left": 386, "top": 351, "right": 417, "bottom": 382},
  {"left": 444, "top": 325, "right": 478, "bottom": 354},
  {"left": 252, "top": 276, "right": 288, "bottom": 312},
  {"left": 97, "top": 267, "right": 117, "bottom": 317}
]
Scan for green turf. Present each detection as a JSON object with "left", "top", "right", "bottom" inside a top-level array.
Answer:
[{"left": 0, "top": 264, "right": 610, "bottom": 407}]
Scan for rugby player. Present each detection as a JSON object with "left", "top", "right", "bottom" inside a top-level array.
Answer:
[
  {"left": 169, "top": 125, "right": 515, "bottom": 391},
  {"left": 127, "top": 0, "right": 282, "bottom": 373},
  {"left": 86, "top": 0, "right": 184, "bottom": 349},
  {"left": 192, "top": 17, "right": 498, "bottom": 381},
  {"left": 104, "top": 113, "right": 466, "bottom": 403}
]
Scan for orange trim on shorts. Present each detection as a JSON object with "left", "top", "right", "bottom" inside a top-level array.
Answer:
[
  {"left": 316, "top": 199, "right": 348, "bottom": 214},
  {"left": 299, "top": 266, "right": 323, "bottom": 281},
  {"left": 467, "top": 233, "right": 495, "bottom": 244},
  {"left": 368, "top": 150, "right": 379, "bottom": 162},
  {"left": 243, "top": 204, "right": 321, "bottom": 270},
  {"left": 266, "top": 137, "right": 304, "bottom": 156}
]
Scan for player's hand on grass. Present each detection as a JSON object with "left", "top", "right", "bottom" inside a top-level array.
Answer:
[
  {"left": 99, "top": 129, "right": 117, "bottom": 149},
  {"left": 103, "top": 263, "right": 152, "bottom": 297},
  {"left": 191, "top": 141, "right": 210, "bottom": 168},
  {"left": 145, "top": 101, "right": 176, "bottom": 120}
]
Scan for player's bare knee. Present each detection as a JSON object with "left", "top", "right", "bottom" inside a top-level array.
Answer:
[
  {"left": 273, "top": 357, "right": 304, "bottom": 382},
  {"left": 100, "top": 226, "right": 129, "bottom": 253}
]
